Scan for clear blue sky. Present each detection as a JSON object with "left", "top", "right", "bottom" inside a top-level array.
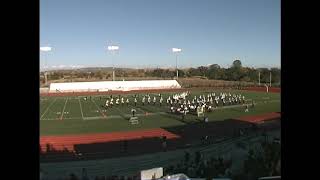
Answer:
[{"left": 40, "top": 0, "right": 280, "bottom": 69}]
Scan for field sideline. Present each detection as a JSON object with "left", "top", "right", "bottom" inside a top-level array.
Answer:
[{"left": 40, "top": 89, "right": 280, "bottom": 136}]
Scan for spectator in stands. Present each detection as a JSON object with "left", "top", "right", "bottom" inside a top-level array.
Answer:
[
  {"left": 123, "top": 140, "right": 128, "bottom": 152},
  {"left": 45, "top": 143, "right": 50, "bottom": 152},
  {"left": 82, "top": 168, "right": 89, "bottom": 180},
  {"left": 69, "top": 173, "right": 78, "bottom": 180},
  {"left": 162, "top": 135, "right": 167, "bottom": 151},
  {"left": 40, "top": 168, "right": 44, "bottom": 180}
]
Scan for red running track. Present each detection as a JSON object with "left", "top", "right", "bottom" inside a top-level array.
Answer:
[
  {"left": 40, "top": 128, "right": 180, "bottom": 152},
  {"left": 234, "top": 112, "right": 281, "bottom": 124}
]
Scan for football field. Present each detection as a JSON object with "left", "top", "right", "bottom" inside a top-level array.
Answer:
[{"left": 40, "top": 89, "right": 280, "bottom": 135}]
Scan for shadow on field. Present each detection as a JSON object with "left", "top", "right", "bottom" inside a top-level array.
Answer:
[{"left": 40, "top": 118, "right": 281, "bottom": 163}]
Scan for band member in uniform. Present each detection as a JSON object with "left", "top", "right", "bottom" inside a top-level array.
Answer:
[
  {"left": 215, "top": 97, "right": 219, "bottom": 107},
  {"left": 110, "top": 100, "right": 113, "bottom": 108},
  {"left": 121, "top": 97, "right": 124, "bottom": 106},
  {"left": 159, "top": 97, "right": 163, "bottom": 106},
  {"left": 126, "top": 98, "right": 129, "bottom": 106},
  {"left": 142, "top": 97, "right": 145, "bottom": 106},
  {"left": 245, "top": 104, "right": 249, "bottom": 112},
  {"left": 105, "top": 100, "right": 109, "bottom": 108},
  {"left": 153, "top": 96, "right": 156, "bottom": 105},
  {"left": 134, "top": 97, "right": 137, "bottom": 106},
  {"left": 116, "top": 98, "right": 120, "bottom": 105},
  {"left": 131, "top": 108, "right": 136, "bottom": 117},
  {"left": 147, "top": 96, "right": 151, "bottom": 105}
]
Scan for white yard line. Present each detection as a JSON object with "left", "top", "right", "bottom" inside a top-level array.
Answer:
[
  {"left": 42, "top": 117, "right": 82, "bottom": 121},
  {"left": 40, "top": 98, "right": 57, "bottom": 120},
  {"left": 60, "top": 98, "right": 68, "bottom": 120},
  {"left": 91, "top": 99, "right": 107, "bottom": 118},
  {"left": 78, "top": 98, "right": 84, "bottom": 120}
]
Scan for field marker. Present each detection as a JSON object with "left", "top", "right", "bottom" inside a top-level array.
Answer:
[
  {"left": 40, "top": 98, "right": 57, "bottom": 120},
  {"left": 91, "top": 99, "right": 107, "bottom": 118},
  {"left": 78, "top": 98, "right": 84, "bottom": 120},
  {"left": 60, "top": 98, "right": 68, "bottom": 120}
]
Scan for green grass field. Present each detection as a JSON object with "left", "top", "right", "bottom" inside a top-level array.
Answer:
[{"left": 40, "top": 90, "right": 280, "bottom": 136}]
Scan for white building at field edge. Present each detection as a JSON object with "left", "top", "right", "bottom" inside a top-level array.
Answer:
[{"left": 49, "top": 80, "right": 181, "bottom": 93}]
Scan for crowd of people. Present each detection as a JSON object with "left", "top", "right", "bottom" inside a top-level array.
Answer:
[
  {"left": 41, "top": 151, "right": 231, "bottom": 180},
  {"left": 164, "top": 151, "right": 232, "bottom": 178},
  {"left": 167, "top": 92, "right": 246, "bottom": 116}
]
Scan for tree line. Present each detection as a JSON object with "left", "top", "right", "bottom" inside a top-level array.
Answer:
[
  {"left": 40, "top": 60, "right": 280, "bottom": 86},
  {"left": 145, "top": 60, "right": 280, "bottom": 85}
]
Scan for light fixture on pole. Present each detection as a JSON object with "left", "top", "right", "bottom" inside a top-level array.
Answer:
[
  {"left": 172, "top": 48, "right": 182, "bottom": 79},
  {"left": 107, "top": 45, "right": 119, "bottom": 81},
  {"left": 40, "top": 46, "right": 52, "bottom": 85}
]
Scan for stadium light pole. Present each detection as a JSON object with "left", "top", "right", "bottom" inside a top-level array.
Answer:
[
  {"left": 270, "top": 71, "right": 272, "bottom": 87},
  {"left": 258, "top": 71, "right": 261, "bottom": 86},
  {"left": 107, "top": 45, "right": 119, "bottom": 81},
  {"left": 40, "top": 46, "right": 52, "bottom": 85},
  {"left": 172, "top": 48, "right": 182, "bottom": 79}
]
